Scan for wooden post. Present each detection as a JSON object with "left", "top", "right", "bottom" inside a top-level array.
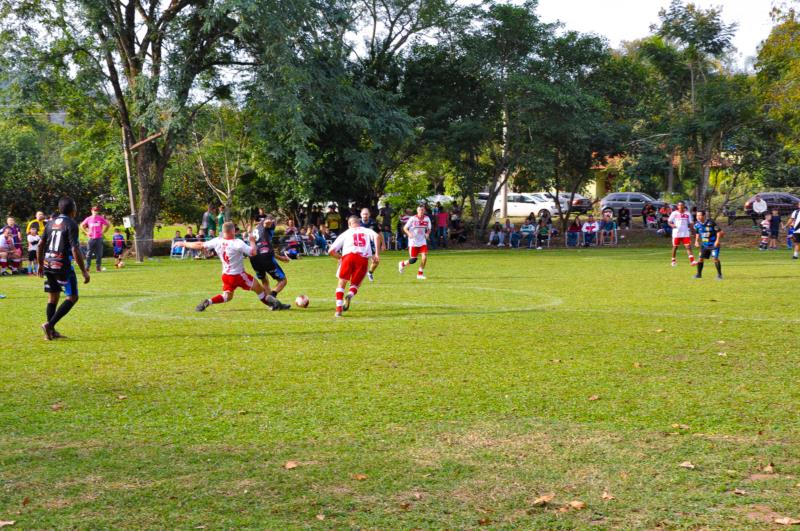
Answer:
[{"left": 121, "top": 127, "right": 142, "bottom": 262}]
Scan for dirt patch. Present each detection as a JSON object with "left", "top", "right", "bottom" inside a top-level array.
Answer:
[{"left": 740, "top": 504, "right": 783, "bottom": 524}]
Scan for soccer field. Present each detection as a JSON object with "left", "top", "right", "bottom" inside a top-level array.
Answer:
[{"left": 1, "top": 248, "right": 799, "bottom": 528}]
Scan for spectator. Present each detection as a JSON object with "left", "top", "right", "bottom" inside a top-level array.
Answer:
[
  {"left": 449, "top": 217, "right": 467, "bottom": 243},
  {"left": 617, "top": 206, "right": 630, "bottom": 229},
  {"left": 80, "top": 206, "right": 111, "bottom": 272},
  {"left": 112, "top": 228, "right": 126, "bottom": 265},
  {"left": 508, "top": 223, "right": 521, "bottom": 249},
  {"left": 27, "top": 225, "right": 41, "bottom": 275},
  {"left": 172, "top": 230, "right": 184, "bottom": 245},
  {"left": 254, "top": 208, "right": 267, "bottom": 224},
  {"left": 525, "top": 212, "right": 536, "bottom": 226},
  {"left": 642, "top": 203, "right": 656, "bottom": 228},
  {"left": 759, "top": 215, "right": 771, "bottom": 250},
  {"left": 658, "top": 204, "right": 672, "bottom": 236},
  {"left": 520, "top": 219, "right": 536, "bottom": 249},
  {"left": 769, "top": 208, "right": 781, "bottom": 250},
  {"left": 0, "top": 226, "right": 21, "bottom": 275},
  {"left": 536, "top": 219, "right": 550, "bottom": 249},
  {"left": 751, "top": 195, "right": 768, "bottom": 228},
  {"left": 503, "top": 219, "right": 515, "bottom": 248},
  {"left": 599, "top": 214, "right": 617, "bottom": 245},
  {"left": 325, "top": 205, "right": 341, "bottom": 234},
  {"left": 396, "top": 209, "right": 411, "bottom": 250},
  {"left": 488, "top": 220, "right": 505, "bottom": 247},
  {"left": 284, "top": 219, "right": 299, "bottom": 236},
  {"left": 2, "top": 217, "right": 23, "bottom": 271},
  {"left": 26, "top": 211, "right": 46, "bottom": 235},
  {"left": 381, "top": 224, "right": 393, "bottom": 250},
  {"left": 379, "top": 204, "right": 393, "bottom": 228},
  {"left": 567, "top": 217, "right": 581, "bottom": 247},
  {"left": 183, "top": 226, "right": 198, "bottom": 258},
  {"left": 201, "top": 204, "right": 215, "bottom": 236},
  {"left": 582, "top": 215, "right": 599, "bottom": 246},
  {"left": 435, "top": 203, "right": 449, "bottom": 249},
  {"left": 216, "top": 205, "right": 226, "bottom": 233}
]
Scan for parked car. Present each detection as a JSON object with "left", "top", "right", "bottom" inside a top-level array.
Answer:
[
  {"left": 552, "top": 192, "right": 592, "bottom": 214},
  {"left": 744, "top": 192, "right": 800, "bottom": 217},
  {"left": 600, "top": 192, "right": 667, "bottom": 216},
  {"left": 488, "top": 193, "right": 554, "bottom": 218}
]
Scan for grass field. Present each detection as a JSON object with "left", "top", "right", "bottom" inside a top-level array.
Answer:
[{"left": 1, "top": 248, "right": 799, "bottom": 528}]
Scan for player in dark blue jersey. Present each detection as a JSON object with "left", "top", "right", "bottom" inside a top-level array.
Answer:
[
  {"left": 360, "top": 207, "right": 383, "bottom": 282},
  {"left": 693, "top": 210, "right": 724, "bottom": 280},
  {"left": 249, "top": 215, "right": 291, "bottom": 310},
  {"left": 37, "top": 197, "right": 91, "bottom": 340}
]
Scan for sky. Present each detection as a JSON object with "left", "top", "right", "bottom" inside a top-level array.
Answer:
[{"left": 535, "top": 0, "right": 780, "bottom": 70}]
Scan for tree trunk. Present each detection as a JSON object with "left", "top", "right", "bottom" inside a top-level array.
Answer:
[
  {"left": 499, "top": 104, "right": 510, "bottom": 218},
  {"left": 134, "top": 145, "right": 165, "bottom": 257},
  {"left": 666, "top": 151, "right": 675, "bottom": 194}
]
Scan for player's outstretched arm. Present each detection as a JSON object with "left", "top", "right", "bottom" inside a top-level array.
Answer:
[{"left": 180, "top": 241, "right": 205, "bottom": 250}]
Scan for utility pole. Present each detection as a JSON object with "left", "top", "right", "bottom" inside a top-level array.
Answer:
[{"left": 121, "top": 127, "right": 142, "bottom": 262}]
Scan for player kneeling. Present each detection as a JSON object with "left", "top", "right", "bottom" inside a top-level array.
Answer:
[
  {"left": 328, "top": 216, "right": 380, "bottom": 317},
  {"left": 177, "top": 222, "right": 279, "bottom": 312}
]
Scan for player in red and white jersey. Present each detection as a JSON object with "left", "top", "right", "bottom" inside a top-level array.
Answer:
[
  {"left": 667, "top": 201, "right": 697, "bottom": 267},
  {"left": 177, "top": 221, "right": 285, "bottom": 311},
  {"left": 398, "top": 205, "right": 431, "bottom": 280},
  {"left": 328, "top": 216, "right": 380, "bottom": 317}
]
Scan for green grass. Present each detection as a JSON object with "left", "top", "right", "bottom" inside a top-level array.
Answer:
[{"left": 1, "top": 248, "right": 799, "bottom": 528}]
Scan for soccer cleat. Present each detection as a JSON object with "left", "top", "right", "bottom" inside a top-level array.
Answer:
[
  {"left": 334, "top": 311, "right": 342, "bottom": 318},
  {"left": 693, "top": 274, "right": 702, "bottom": 279},
  {"left": 398, "top": 261, "right": 405, "bottom": 273},
  {"left": 671, "top": 259, "right": 677, "bottom": 267},
  {"left": 368, "top": 272, "right": 374, "bottom": 282},
  {"left": 52, "top": 330, "right": 67, "bottom": 339},
  {"left": 690, "top": 261, "right": 698, "bottom": 266},
  {"left": 271, "top": 300, "right": 291, "bottom": 311},
  {"left": 716, "top": 275, "right": 723, "bottom": 280},
  {"left": 417, "top": 274, "right": 426, "bottom": 280},
  {"left": 195, "top": 299, "right": 211, "bottom": 312},
  {"left": 41, "top": 322, "right": 54, "bottom": 341},
  {"left": 793, "top": 255, "right": 798, "bottom": 260},
  {"left": 343, "top": 293, "right": 353, "bottom": 312}
]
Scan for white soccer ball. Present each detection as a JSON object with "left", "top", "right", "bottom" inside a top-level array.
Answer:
[{"left": 295, "top": 295, "right": 309, "bottom": 308}]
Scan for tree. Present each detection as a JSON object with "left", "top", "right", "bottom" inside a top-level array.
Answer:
[{"left": 1, "top": 0, "right": 242, "bottom": 255}]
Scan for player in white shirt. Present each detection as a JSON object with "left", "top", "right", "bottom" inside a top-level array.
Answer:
[
  {"left": 328, "top": 216, "right": 380, "bottom": 317},
  {"left": 398, "top": 205, "right": 432, "bottom": 279},
  {"left": 667, "top": 201, "right": 697, "bottom": 267},
  {"left": 176, "top": 221, "right": 282, "bottom": 311},
  {"left": 786, "top": 200, "right": 800, "bottom": 259}
]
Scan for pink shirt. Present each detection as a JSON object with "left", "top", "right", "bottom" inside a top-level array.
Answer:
[{"left": 81, "top": 215, "right": 110, "bottom": 239}]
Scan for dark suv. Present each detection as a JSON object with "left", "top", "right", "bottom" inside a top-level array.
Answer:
[{"left": 744, "top": 192, "right": 800, "bottom": 217}]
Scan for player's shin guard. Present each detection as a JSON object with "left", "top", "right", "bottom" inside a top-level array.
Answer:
[
  {"left": 696, "top": 261, "right": 704, "bottom": 276},
  {"left": 715, "top": 261, "right": 722, "bottom": 276},
  {"left": 335, "top": 287, "right": 345, "bottom": 313},
  {"left": 46, "top": 302, "right": 56, "bottom": 322},
  {"left": 49, "top": 299, "right": 75, "bottom": 327}
]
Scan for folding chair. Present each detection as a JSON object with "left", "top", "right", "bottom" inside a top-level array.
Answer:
[{"left": 170, "top": 241, "right": 185, "bottom": 259}]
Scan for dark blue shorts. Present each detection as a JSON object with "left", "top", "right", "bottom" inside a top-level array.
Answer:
[
  {"left": 252, "top": 257, "right": 286, "bottom": 282},
  {"left": 44, "top": 268, "right": 78, "bottom": 296},
  {"left": 701, "top": 247, "right": 720, "bottom": 260}
]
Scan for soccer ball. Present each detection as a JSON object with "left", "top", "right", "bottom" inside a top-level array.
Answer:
[
  {"left": 295, "top": 294, "right": 309, "bottom": 308},
  {"left": 116, "top": 261, "right": 125, "bottom": 269}
]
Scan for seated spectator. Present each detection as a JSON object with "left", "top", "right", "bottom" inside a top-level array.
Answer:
[
  {"left": 508, "top": 225, "right": 521, "bottom": 248},
  {"left": 184, "top": 226, "right": 199, "bottom": 258},
  {"left": 582, "top": 215, "right": 599, "bottom": 246},
  {"left": 536, "top": 219, "right": 550, "bottom": 249},
  {"left": 567, "top": 218, "right": 582, "bottom": 247},
  {"left": 641, "top": 203, "right": 655, "bottom": 228},
  {"left": 172, "top": 231, "right": 184, "bottom": 245},
  {"left": 520, "top": 221, "right": 536, "bottom": 249},
  {"left": 381, "top": 224, "right": 393, "bottom": 250},
  {"left": 599, "top": 215, "right": 617, "bottom": 245},
  {"left": 487, "top": 220, "right": 505, "bottom": 247},
  {"left": 0, "top": 226, "right": 22, "bottom": 275},
  {"left": 503, "top": 219, "right": 515, "bottom": 248},
  {"left": 285, "top": 219, "right": 299, "bottom": 236},
  {"left": 525, "top": 212, "right": 536, "bottom": 226},
  {"left": 449, "top": 217, "right": 467, "bottom": 243},
  {"left": 617, "top": 206, "right": 630, "bottom": 229}
]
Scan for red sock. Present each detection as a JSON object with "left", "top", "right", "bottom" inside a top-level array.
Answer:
[
  {"left": 401, "top": 260, "right": 408, "bottom": 267},
  {"left": 349, "top": 286, "right": 358, "bottom": 297},
  {"left": 210, "top": 294, "right": 225, "bottom": 305},
  {"left": 336, "top": 288, "right": 345, "bottom": 312},
  {"left": 0, "top": 260, "right": 6, "bottom": 269}
]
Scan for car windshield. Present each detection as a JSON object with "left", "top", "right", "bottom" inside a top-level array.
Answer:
[{"left": 524, "top": 194, "right": 544, "bottom": 202}]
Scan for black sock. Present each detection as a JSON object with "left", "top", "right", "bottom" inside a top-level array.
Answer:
[
  {"left": 49, "top": 299, "right": 75, "bottom": 327},
  {"left": 270, "top": 290, "right": 278, "bottom": 298},
  {"left": 715, "top": 261, "right": 722, "bottom": 276},
  {"left": 46, "top": 302, "right": 56, "bottom": 322},
  {"left": 697, "top": 261, "right": 704, "bottom": 276}
]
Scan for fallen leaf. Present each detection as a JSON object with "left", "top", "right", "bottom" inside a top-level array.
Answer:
[
  {"left": 315, "top": 514, "right": 325, "bottom": 521},
  {"left": 399, "top": 503, "right": 411, "bottom": 511},
  {"left": 763, "top": 462, "right": 776, "bottom": 474},
  {"left": 551, "top": 359, "right": 561, "bottom": 363},
  {"left": 532, "top": 494, "right": 554, "bottom": 506},
  {"left": 22, "top": 497, "right": 29, "bottom": 506},
  {"left": 601, "top": 491, "right": 615, "bottom": 501},
  {"left": 353, "top": 473, "right": 368, "bottom": 481},
  {"left": 478, "top": 518, "right": 492, "bottom": 526},
  {"left": 672, "top": 423, "right": 690, "bottom": 430},
  {"left": 656, "top": 329, "right": 665, "bottom": 333},
  {"left": 50, "top": 403, "right": 63, "bottom": 411},
  {"left": 775, "top": 517, "right": 800, "bottom": 525},
  {"left": 633, "top": 362, "right": 642, "bottom": 368},
  {"left": 412, "top": 492, "right": 423, "bottom": 500},
  {"left": 718, "top": 352, "right": 727, "bottom": 357},
  {"left": 717, "top": 340, "right": 726, "bottom": 344},
  {"left": 568, "top": 500, "right": 586, "bottom": 510},
  {"left": 0, "top": 522, "right": 14, "bottom": 528},
  {"left": 283, "top": 461, "right": 299, "bottom": 470},
  {"left": 679, "top": 461, "right": 696, "bottom": 469},
  {"left": 588, "top": 395, "right": 600, "bottom": 401},
  {"left": 557, "top": 507, "right": 570, "bottom": 513},
  {"left": 117, "top": 395, "right": 127, "bottom": 400},
  {"left": 733, "top": 488, "right": 748, "bottom": 496},
  {"left": 619, "top": 471, "right": 629, "bottom": 480}
]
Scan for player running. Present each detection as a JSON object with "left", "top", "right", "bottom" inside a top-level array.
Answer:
[
  {"left": 38, "top": 197, "right": 91, "bottom": 340},
  {"left": 668, "top": 201, "right": 697, "bottom": 267},
  {"left": 398, "top": 205, "right": 431, "bottom": 280},
  {"left": 360, "top": 207, "right": 382, "bottom": 282},
  {"left": 693, "top": 210, "right": 724, "bottom": 280},
  {"left": 177, "top": 221, "right": 280, "bottom": 312},
  {"left": 328, "top": 216, "right": 380, "bottom": 317},
  {"left": 249, "top": 214, "right": 291, "bottom": 310}
]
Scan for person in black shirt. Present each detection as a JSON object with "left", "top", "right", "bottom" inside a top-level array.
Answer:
[
  {"left": 38, "top": 197, "right": 90, "bottom": 340},
  {"left": 249, "top": 215, "right": 291, "bottom": 310},
  {"left": 617, "top": 206, "right": 630, "bottom": 229}
]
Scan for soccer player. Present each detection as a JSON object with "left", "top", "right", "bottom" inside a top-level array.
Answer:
[
  {"left": 787, "top": 201, "right": 800, "bottom": 259},
  {"left": 249, "top": 215, "right": 291, "bottom": 311},
  {"left": 328, "top": 216, "right": 380, "bottom": 317},
  {"left": 176, "top": 221, "right": 278, "bottom": 312},
  {"left": 668, "top": 201, "right": 696, "bottom": 267},
  {"left": 359, "top": 207, "right": 382, "bottom": 282},
  {"left": 693, "top": 210, "right": 723, "bottom": 280},
  {"left": 112, "top": 228, "right": 126, "bottom": 266},
  {"left": 398, "top": 205, "right": 431, "bottom": 279},
  {"left": 38, "top": 197, "right": 91, "bottom": 340}
]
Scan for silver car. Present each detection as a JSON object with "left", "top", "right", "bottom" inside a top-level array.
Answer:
[{"left": 600, "top": 192, "right": 666, "bottom": 216}]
